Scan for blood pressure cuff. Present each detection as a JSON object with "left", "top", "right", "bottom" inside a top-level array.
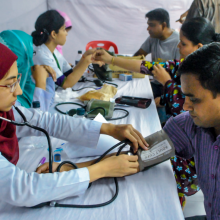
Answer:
[{"left": 137, "top": 130, "right": 175, "bottom": 171}]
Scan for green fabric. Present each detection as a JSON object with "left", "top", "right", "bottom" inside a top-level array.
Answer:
[
  {"left": 0, "top": 30, "right": 35, "bottom": 108},
  {"left": 53, "top": 53, "right": 61, "bottom": 70}
]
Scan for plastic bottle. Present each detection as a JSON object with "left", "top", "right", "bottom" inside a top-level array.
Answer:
[
  {"left": 75, "top": 50, "right": 82, "bottom": 66},
  {"left": 73, "top": 108, "right": 86, "bottom": 118}
]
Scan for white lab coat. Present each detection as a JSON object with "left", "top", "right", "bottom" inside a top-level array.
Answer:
[
  {"left": 16, "top": 77, "right": 54, "bottom": 112},
  {"left": 33, "top": 44, "right": 71, "bottom": 78},
  {"left": 0, "top": 106, "right": 102, "bottom": 207},
  {"left": 32, "top": 44, "right": 72, "bottom": 111}
]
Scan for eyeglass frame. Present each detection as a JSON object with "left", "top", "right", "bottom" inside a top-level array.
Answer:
[{"left": 0, "top": 73, "right": 22, "bottom": 93}]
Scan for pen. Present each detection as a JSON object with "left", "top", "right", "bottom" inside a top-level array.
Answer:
[{"left": 37, "top": 157, "right": 46, "bottom": 168}]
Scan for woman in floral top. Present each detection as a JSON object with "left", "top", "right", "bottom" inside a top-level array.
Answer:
[{"left": 95, "top": 17, "right": 220, "bottom": 207}]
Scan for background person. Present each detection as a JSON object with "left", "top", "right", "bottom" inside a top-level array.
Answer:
[
  {"left": 134, "top": 8, "right": 180, "bottom": 61},
  {"left": 94, "top": 17, "right": 220, "bottom": 208},
  {"left": 164, "top": 42, "right": 220, "bottom": 220},
  {"left": 177, "top": 0, "right": 220, "bottom": 33},
  {"left": 0, "top": 30, "right": 57, "bottom": 111},
  {"left": 32, "top": 10, "right": 102, "bottom": 103}
]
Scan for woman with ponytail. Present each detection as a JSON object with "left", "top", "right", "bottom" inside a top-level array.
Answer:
[
  {"left": 32, "top": 10, "right": 101, "bottom": 103},
  {"left": 94, "top": 17, "right": 220, "bottom": 208}
]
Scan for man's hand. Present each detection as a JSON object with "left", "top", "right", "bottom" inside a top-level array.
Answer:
[
  {"left": 36, "top": 162, "right": 74, "bottom": 174},
  {"left": 176, "top": 10, "right": 188, "bottom": 24},
  {"left": 94, "top": 49, "right": 113, "bottom": 64},
  {"left": 152, "top": 64, "right": 171, "bottom": 86},
  {"left": 82, "top": 48, "right": 105, "bottom": 67},
  {"left": 101, "top": 123, "right": 148, "bottom": 153}
]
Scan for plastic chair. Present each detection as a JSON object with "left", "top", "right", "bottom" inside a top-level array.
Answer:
[{"left": 86, "top": 41, "right": 119, "bottom": 54}]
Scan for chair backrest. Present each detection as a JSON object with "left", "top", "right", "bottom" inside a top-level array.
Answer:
[{"left": 86, "top": 40, "right": 118, "bottom": 54}]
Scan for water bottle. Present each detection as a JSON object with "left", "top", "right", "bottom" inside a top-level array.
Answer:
[
  {"left": 73, "top": 108, "right": 86, "bottom": 118},
  {"left": 75, "top": 50, "right": 82, "bottom": 65}
]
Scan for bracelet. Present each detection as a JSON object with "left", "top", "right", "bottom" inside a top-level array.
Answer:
[{"left": 111, "top": 56, "right": 115, "bottom": 66}]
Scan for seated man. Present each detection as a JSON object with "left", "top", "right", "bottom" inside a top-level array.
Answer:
[
  {"left": 134, "top": 8, "right": 180, "bottom": 62},
  {"left": 164, "top": 42, "right": 220, "bottom": 219},
  {"left": 134, "top": 8, "right": 180, "bottom": 100}
]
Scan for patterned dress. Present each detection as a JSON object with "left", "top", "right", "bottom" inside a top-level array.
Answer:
[{"left": 140, "top": 60, "right": 200, "bottom": 207}]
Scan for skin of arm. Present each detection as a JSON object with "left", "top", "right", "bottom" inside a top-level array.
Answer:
[
  {"left": 100, "top": 123, "right": 148, "bottom": 152},
  {"left": 95, "top": 49, "right": 142, "bottom": 73},
  {"left": 176, "top": 10, "right": 189, "bottom": 23},
  {"left": 62, "top": 56, "right": 90, "bottom": 89},
  {"left": 37, "top": 154, "right": 140, "bottom": 183},
  {"left": 133, "top": 48, "right": 148, "bottom": 57},
  {"left": 32, "top": 65, "right": 57, "bottom": 90},
  {"left": 32, "top": 65, "right": 49, "bottom": 90},
  {"left": 62, "top": 48, "right": 104, "bottom": 89}
]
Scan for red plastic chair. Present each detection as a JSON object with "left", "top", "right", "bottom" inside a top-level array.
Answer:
[{"left": 86, "top": 41, "right": 119, "bottom": 54}]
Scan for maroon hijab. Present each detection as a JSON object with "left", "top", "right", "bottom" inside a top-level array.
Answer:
[{"left": 0, "top": 43, "right": 19, "bottom": 165}]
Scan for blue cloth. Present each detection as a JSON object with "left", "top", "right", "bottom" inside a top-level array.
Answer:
[{"left": 0, "top": 30, "right": 35, "bottom": 108}]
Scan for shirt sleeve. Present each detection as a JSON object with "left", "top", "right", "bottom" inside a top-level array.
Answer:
[
  {"left": 0, "top": 152, "right": 90, "bottom": 207},
  {"left": 160, "top": 79, "right": 185, "bottom": 116},
  {"left": 14, "top": 106, "right": 102, "bottom": 149},
  {"left": 32, "top": 77, "right": 55, "bottom": 111},
  {"left": 163, "top": 113, "right": 195, "bottom": 159},
  {"left": 140, "top": 59, "right": 173, "bottom": 75},
  {"left": 33, "top": 50, "right": 63, "bottom": 79},
  {"left": 140, "top": 37, "right": 151, "bottom": 54},
  {"left": 61, "top": 55, "right": 72, "bottom": 73},
  {"left": 185, "top": 0, "right": 203, "bottom": 21}
]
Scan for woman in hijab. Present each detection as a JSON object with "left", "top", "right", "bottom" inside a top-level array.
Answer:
[
  {"left": 0, "top": 43, "right": 147, "bottom": 207},
  {"left": 0, "top": 30, "right": 56, "bottom": 111}
]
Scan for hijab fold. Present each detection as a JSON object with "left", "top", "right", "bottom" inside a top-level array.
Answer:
[
  {"left": 0, "top": 43, "right": 19, "bottom": 165},
  {"left": 0, "top": 30, "right": 35, "bottom": 108}
]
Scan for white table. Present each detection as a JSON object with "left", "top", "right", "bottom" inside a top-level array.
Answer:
[{"left": 0, "top": 77, "right": 184, "bottom": 220}]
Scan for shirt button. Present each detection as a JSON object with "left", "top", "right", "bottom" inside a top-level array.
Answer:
[
  {"left": 214, "top": 145, "right": 218, "bottom": 150},
  {"left": 209, "top": 202, "right": 211, "bottom": 208},
  {"left": 211, "top": 174, "right": 215, "bottom": 179}
]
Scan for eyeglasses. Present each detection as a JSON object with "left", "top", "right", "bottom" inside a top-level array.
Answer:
[{"left": 0, "top": 73, "right": 22, "bottom": 93}]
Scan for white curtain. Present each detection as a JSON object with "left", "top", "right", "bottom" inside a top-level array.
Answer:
[
  {"left": 0, "top": 0, "right": 193, "bottom": 63},
  {"left": 0, "top": 0, "right": 47, "bottom": 34},
  {"left": 48, "top": 0, "right": 193, "bottom": 63}
]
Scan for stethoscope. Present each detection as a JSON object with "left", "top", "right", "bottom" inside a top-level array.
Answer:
[{"left": 0, "top": 106, "right": 131, "bottom": 209}]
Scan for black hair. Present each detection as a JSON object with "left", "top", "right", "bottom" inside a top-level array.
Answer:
[
  {"left": 31, "top": 10, "right": 65, "bottom": 46},
  {"left": 181, "top": 17, "right": 220, "bottom": 45},
  {"left": 145, "top": 8, "right": 170, "bottom": 28},
  {"left": 178, "top": 42, "right": 220, "bottom": 97}
]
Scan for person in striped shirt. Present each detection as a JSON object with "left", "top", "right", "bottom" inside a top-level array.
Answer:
[{"left": 164, "top": 42, "right": 220, "bottom": 220}]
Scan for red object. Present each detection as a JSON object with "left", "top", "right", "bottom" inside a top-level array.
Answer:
[
  {"left": 0, "top": 43, "right": 18, "bottom": 79},
  {"left": 86, "top": 41, "right": 119, "bottom": 54},
  {"left": 0, "top": 43, "right": 19, "bottom": 165}
]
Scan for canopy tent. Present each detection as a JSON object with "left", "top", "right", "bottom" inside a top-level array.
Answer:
[{"left": 0, "top": 0, "right": 192, "bottom": 63}]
